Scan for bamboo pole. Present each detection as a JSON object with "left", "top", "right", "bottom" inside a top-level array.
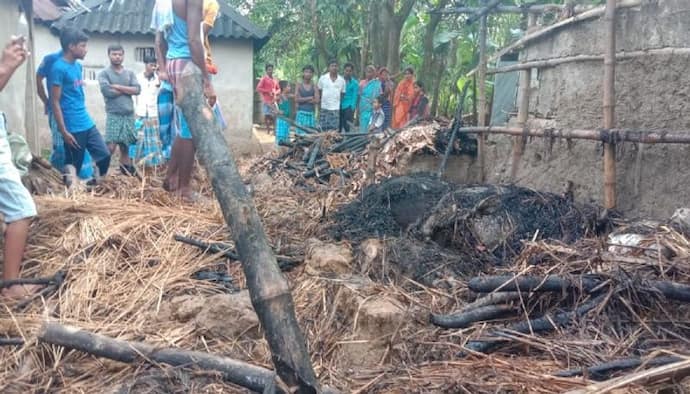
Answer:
[
  {"left": 464, "top": 0, "right": 642, "bottom": 78},
  {"left": 477, "top": 6, "right": 488, "bottom": 182},
  {"left": 466, "top": 0, "right": 502, "bottom": 25},
  {"left": 21, "top": 0, "right": 41, "bottom": 153},
  {"left": 488, "top": 47, "right": 690, "bottom": 75},
  {"left": 510, "top": 14, "right": 536, "bottom": 180},
  {"left": 603, "top": 0, "right": 617, "bottom": 209},
  {"left": 174, "top": 62, "right": 319, "bottom": 392},
  {"left": 456, "top": 126, "right": 690, "bottom": 144},
  {"left": 431, "top": 3, "right": 602, "bottom": 15}
]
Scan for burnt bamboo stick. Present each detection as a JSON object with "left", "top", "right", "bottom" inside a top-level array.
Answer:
[
  {"left": 465, "top": 291, "right": 523, "bottom": 310},
  {"left": 307, "top": 138, "right": 322, "bottom": 169},
  {"left": 455, "top": 127, "right": 690, "bottom": 144},
  {"left": 477, "top": 6, "right": 488, "bottom": 182},
  {"left": 431, "top": 304, "right": 517, "bottom": 329},
  {"left": 0, "top": 272, "right": 64, "bottom": 289},
  {"left": 0, "top": 338, "right": 24, "bottom": 346},
  {"left": 555, "top": 356, "right": 683, "bottom": 380},
  {"left": 38, "top": 322, "right": 279, "bottom": 393},
  {"left": 468, "top": 275, "right": 603, "bottom": 294},
  {"left": 603, "top": 0, "right": 617, "bottom": 209},
  {"left": 176, "top": 63, "right": 319, "bottom": 391},
  {"left": 173, "top": 235, "right": 298, "bottom": 271},
  {"left": 275, "top": 114, "right": 319, "bottom": 135},
  {"left": 462, "top": 294, "right": 605, "bottom": 354},
  {"left": 488, "top": 48, "right": 690, "bottom": 75},
  {"left": 565, "top": 359, "right": 690, "bottom": 393}
]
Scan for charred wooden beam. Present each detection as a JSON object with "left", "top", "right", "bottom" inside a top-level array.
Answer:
[
  {"left": 468, "top": 275, "right": 603, "bottom": 294},
  {"left": 38, "top": 322, "right": 279, "bottom": 393},
  {"left": 176, "top": 62, "right": 319, "bottom": 391},
  {"left": 555, "top": 356, "right": 683, "bottom": 380},
  {"left": 431, "top": 304, "right": 517, "bottom": 329}
]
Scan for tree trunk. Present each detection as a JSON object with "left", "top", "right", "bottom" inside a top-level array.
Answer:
[
  {"left": 477, "top": 10, "right": 488, "bottom": 182},
  {"left": 370, "top": 2, "right": 391, "bottom": 68},
  {"left": 175, "top": 62, "right": 319, "bottom": 393},
  {"left": 385, "top": 0, "right": 417, "bottom": 73}
]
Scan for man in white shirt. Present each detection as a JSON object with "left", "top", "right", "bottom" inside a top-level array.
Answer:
[
  {"left": 317, "top": 59, "right": 345, "bottom": 131},
  {"left": 133, "top": 55, "right": 162, "bottom": 165}
]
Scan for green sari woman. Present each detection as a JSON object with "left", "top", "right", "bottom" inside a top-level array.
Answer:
[{"left": 359, "top": 65, "right": 382, "bottom": 133}]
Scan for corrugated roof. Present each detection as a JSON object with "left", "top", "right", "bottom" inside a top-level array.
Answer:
[{"left": 51, "top": 0, "right": 269, "bottom": 47}]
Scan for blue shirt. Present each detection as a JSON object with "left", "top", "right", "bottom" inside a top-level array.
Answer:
[
  {"left": 37, "top": 50, "right": 63, "bottom": 114},
  {"left": 166, "top": 14, "right": 191, "bottom": 59},
  {"left": 341, "top": 77, "right": 359, "bottom": 110},
  {"left": 50, "top": 58, "right": 95, "bottom": 133}
]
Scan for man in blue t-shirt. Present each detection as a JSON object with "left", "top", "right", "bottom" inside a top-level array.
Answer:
[
  {"left": 49, "top": 28, "right": 110, "bottom": 186},
  {"left": 36, "top": 49, "right": 94, "bottom": 179}
]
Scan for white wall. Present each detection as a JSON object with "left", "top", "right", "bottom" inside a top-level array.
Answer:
[
  {"left": 32, "top": 26, "right": 258, "bottom": 154},
  {"left": 0, "top": 1, "right": 27, "bottom": 138}
]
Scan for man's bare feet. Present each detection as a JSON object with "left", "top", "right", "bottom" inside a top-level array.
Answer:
[{"left": 2, "top": 284, "right": 43, "bottom": 300}]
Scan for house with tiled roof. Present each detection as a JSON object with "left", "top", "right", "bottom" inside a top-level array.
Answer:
[{"left": 30, "top": 0, "right": 269, "bottom": 154}]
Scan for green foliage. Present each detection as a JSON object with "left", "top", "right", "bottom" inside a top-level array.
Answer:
[{"left": 226, "top": 0, "right": 568, "bottom": 116}]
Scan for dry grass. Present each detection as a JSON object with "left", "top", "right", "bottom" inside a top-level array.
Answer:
[{"left": 0, "top": 134, "right": 689, "bottom": 393}]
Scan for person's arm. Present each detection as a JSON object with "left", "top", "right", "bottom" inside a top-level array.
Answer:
[
  {"left": 186, "top": 0, "right": 207, "bottom": 82},
  {"left": 98, "top": 70, "right": 120, "bottom": 98},
  {"left": 50, "top": 84, "right": 79, "bottom": 148},
  {"left": 313, "top": 84, "right": 320, "bottom": 104},
  {"left": 0, "top": 38, "right": 27, "bottom": 91},
  {"left": 112, "top": 71, "right": 141, "bottom": 95},
  {"left": 154, "top": 31, "right": 168, "bottom": 81},
  {"left": 256, "top": 77, "right": 269, "bottom": 94},
  {"left": 36, "top": 74, "right": 48, "bottom": 108}
]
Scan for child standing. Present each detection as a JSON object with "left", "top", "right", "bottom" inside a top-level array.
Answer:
[
  {"left": 275, "top": 80, "right": 292, "bottom": 146},
  {"left": 368, "top": 95, "right": 386, "bottom": 133}
]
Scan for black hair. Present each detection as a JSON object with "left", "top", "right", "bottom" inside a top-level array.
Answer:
[
  {"left": 143, "top": 54, "right": 157, "bottom": 64},
  {"left": 374, "top": 95, "right": 385, "bottom": 104},
  {"left": 302, "top": 65, "right": 314, "bottom": 72},
  {"left": 344, "top": 62, "right": 354, "bottom": 71},
  {"left": 265, "top": 63, "right": 274, "bottom": 71},
  {"left": 404, "top": 67, "right": 414, "bottom": 75},
  {"left": 415, "top": 81, "right": 425, "bottom": 91},
  {"left": 279, "top": 80, "right": 289, "bottom": 90},
  {"left": 59, "top": 28, "right": 89, "bottom": 52},
  {"left": 107, "top": 44, "right": 124, "bottom": 54},
  {"left": 328, "top": 59, "right": 338, "bottom": 66}
]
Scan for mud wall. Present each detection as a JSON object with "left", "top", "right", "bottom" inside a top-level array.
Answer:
[{"left": 483, "top": 0, "right": 690, "bottom": 218}]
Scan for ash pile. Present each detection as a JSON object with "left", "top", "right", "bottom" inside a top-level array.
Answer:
[{"left": 331, "top": 175, "right": 607, "bottom": 285}]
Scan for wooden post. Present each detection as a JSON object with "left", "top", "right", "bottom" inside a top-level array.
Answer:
[
  {"left": 21, "top": 0, "right": 40, "bottom": 153},
  {"left": 174, "top": 62, "right": 319, "bottom": 393},
  {"left": 477, "top": 5, "right": 488, "bottom": 182},
  {"left": 510, "top": 14, "right": 536, "bottom": 180},
  {"left": 603, "top": 0, "right": 617, "bottom": 209}
]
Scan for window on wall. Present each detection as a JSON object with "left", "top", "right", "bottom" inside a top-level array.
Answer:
[
  {"left": 135, "top": 47, "right": 156, "bottom": 62},
  {"left": 83, "top": 66, "right": 100, "bottom": 81}
]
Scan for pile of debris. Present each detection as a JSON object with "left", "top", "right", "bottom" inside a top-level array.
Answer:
[{"left": 249, "top": 121, "right": 474, "bottom": 195}]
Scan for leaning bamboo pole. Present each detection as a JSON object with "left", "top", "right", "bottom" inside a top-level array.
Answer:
[
  {"left": 603, "top": 0, "right": 617, "bottom": 209},
  {"left": 175, "top": 62, "right": 319, "bottom": 392},
  {"left": 477, "top": 7, "right": 488, "bottom": 182},
  {"left": 464, "top": 0, "right": 642, "bottom": 78},
  {"left": 456, "top": 127, "right": 690, "bottom": 144},
  {"left": 488, "top": 47, "right": 690, "bottom": 75}
]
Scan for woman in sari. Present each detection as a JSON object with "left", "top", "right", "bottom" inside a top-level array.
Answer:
[
  {"left": 392, "top": 67, "right": 415, "bottom": 128},
  {"left": 358, "top": 65, "right": 382, "bottom": 133}
]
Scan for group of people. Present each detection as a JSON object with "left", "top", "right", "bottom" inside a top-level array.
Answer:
[
  {"left": 257, "top": 59, "right": 430, "bottom": 145},
  {"left": 0, "top": 0, "right": 222, "bottom": 298}
]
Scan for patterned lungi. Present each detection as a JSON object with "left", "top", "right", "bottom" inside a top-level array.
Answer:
[
  {"left": 319, "top": 109, "right": 339, "bottom": 131},
  {"left": 134, "top": 117, "right": 163, "bottom": 166},
  {"left": 295, "top": 110, "right": 315, "bottom": 135},
  {"left": 105, "top": 113, "right": 137, "bottom": 146}
]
